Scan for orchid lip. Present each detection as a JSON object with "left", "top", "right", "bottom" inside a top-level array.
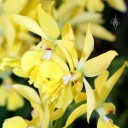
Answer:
[
  {"left": 43, "top": 50, "right": 52, "bottom": 60},
  {"left": 103, "top": 116, "right": 109, "bottom": 123},
  {"left": 63, "top": 74, "right": 72, "bottom": 85}
]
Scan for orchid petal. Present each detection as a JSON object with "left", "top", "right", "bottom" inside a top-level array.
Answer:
[
  {"left": 21, "top": 51, "right": 41, "bottom": 74},
  {"left": 100, "top": 63, "right": 126, "bottom": 102},
  {"left": 13, "top": 84, "right": 41, "bottom": 104},
  {"left": 83, "top": 51, "right": 118, "bottom": 77},
  {"left": 80, "top": 23, "right": 94, "bottom": 62},
  {"left": 107, "top": 0, "right": 126, "bottom": 12},
  {"left": 13, "top": 15, "right": 45, "bottom": 38},
  {"left": 83, "top": 78, "right": 95, "bottom": 123},
  {"left": 94, "top": 70, "right": 109, "bottom": 95},
  {"left": 56, "top": 84, "right": 73, "bottom": 110},
  {"left": 62, "top": 22, "right": 75, "bottom": 42},
  {"left": 64, "top": 104, "right": 87, "bottom": 128},
  {"left": 50, "top": 108, "right": 65, "bottom": 121},
  {"left": 13, "top": 67, "right": 28, "bottom": 78},
  {"left": 97, "top": 117, "right": 119, "bottom": 128},
  {"left": 37, "top": 4, "right": 60, "bottom": 40},
  {"left": 42, "top": 105, "right": 50, "bottom": 128},
  {"left": 0, "top": 58, "right": 20, "bottom": 70}
]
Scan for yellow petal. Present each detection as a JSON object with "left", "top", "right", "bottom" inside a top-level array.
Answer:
[
  {"left": 96, "top": 103, "right": 116, "bottom": 117},
  {"left": 13, "top": 84, "right": 41, "bottom": 104},
  {"left": 41, "top": 1, "right": 55, "bottom": 18},
  {"left": 1, "top": 15, "right": 16, "bottom": 46},
  {"left": 70, "top": 12, "right": 103, "bottom": 25},
  {"left": 56, "top": 1, "right": 77, "bottom": 20},
  {"left": 12, "top": 15, "right": 46, "bottom": 38},
  {"left": 39, "top": 61, "right": 64, "bottom": 79},
  {"left": 86, "top": 0, "right": 104, "bottom": 12},
  {"left": 74, "top": 92, "right": 86, "bottom": 103},
  {"left": 7, "top": 89, "right": 24, "bottom": 111},
  {"left": 83, "top": 51, "right": 118, "bottom": 77},
  {"left": 42, "top": 0, "right": 55, "bottom": 19},
  {"left": 13, "top": 67, "right": 28, "bottom": 78},
  {"left": 58, "top": 45, "right": 74, "bottom": 71},
  {"left": 56, "top": 84, "right": 73, "bottom": 109},
  {"left": 72, "top": 79, "right": 84, "bottom": 102},
  {"left": 78, "top": 23, "right": 116, "bottom": 42},
  {"left": 64, "top": 104, "right": 87, "bottom": 128},
  {"left": 37, "top": 4, "right": 60, "bottom": 40},
  {"left": 103, "top": 103, "right": 116, "bottom": 115},
  {"left": 100, "top": 63, "right": 126, "bottom": 102},
  {"left": 80, "top": 23, "right": 94, "bottom": 62},
  {"left": 75, "top": 30, "right": 85, "bottom": 56},
  {"left": 91, "top": 23, "right": 116, "bottom": 41},
  {"left": 42, "top": 105, "right": 50, "bottom": 128},
  {"left": 31, "top": 102, "right": 43, "bottom": 124},
  {"left": 57, "top": 40, "right": 78, "bottom": 66},
  {"left": 107, "top": 0, "right": 126, "bottom": 12},
  {"left": 2, "top": 116, "right": 27, "bottom": 128},
  {"left": 94, "top": 70, "right": 109, "bottom": 95},
  {"left": 67, "top": 48, "right": 78, "bottom": 68},
  {"left": 51, "top": 53, "right": 69, "bottom": 72},
  {"left": 21, "top": 51, "right": 41, "bottom": 74},
  {"left": 3, "top": 0, "right": 27, "bottom": 14},
  {"left": 0, "top": 85, "right": 8, "bottom": 106},
  {"left": 62, "top": 22, "right": 75, "bottom": 42},
  {"left": 0, "top": 58, "right": 20, "bottom": 70},
  {"left": 49, "top": 1, "right": 56, "bottom": 19},
  {"left": 97, "top": 117, "right": 119, "bottom": 128},
  {"left": 50, "top": 108, "right": 65, "bottom": 121},
  {"left": 83, "top": 78, "right": 95, "bottom": 123}
]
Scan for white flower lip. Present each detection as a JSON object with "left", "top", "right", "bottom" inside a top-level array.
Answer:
[
  {"left": 63, "top": 74, "right": 72, "bottom": 85},
  {"left": 43, "top": 50, "right": 52, "bottom": 60},
  {"left": 103, "top": 116, "right": 109, "bottom": 123}
]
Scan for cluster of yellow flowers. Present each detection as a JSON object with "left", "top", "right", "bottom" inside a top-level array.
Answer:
[{"left": 0, "top": 0, "right": 126, "bottom": 128}]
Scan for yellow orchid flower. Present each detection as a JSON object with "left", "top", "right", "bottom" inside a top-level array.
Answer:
[
  {"left": 96, "top": 103, "right": 119, "bottom": 128},
  {"left": 0, "top": 77, "right": 24, "bottom": 110},
  {"left": 12, "top": 1, "right": 116, "bottom": 43},
  {"left": 76, "top": 22, "right": 116, "bottom": 43},
  {"left": 94, "top": 63, "right": 126, "bottom": 106},
  {"left": 13, "top": 40, "right": 73, "bottom": 109},
  {"left": 0, "top": 0, "right": 39, "bottom": 112},
  {"left": 64, "top": 63, "right": 125, "bottom": 127},
  {"left": 2, "top": 83, "right": 68, "bottom": 128},
  {"left": 8, "top": 23, "right": 117, "bottom": 125},
  {"left": 0, "top": 0, "right": 38, "bottom": 61},
  {"left": 0, "top": 4, "right": 121, "bottom": 127},
  {"left": 8, "top": 5, "right": 73, "bottom": 108},
  {"left": 1, "top": 21, "right": 118, "bottom": 124},
  {"left": 13, "top": 4, "right": 60, "bottom": 41},
  {"left": 56, "top": 0, "right": 116, "bottom": 42},
  {"left": 13, "top": 84, "right": 47, "bottom": 128},
  {"left": 63, "top": 0, "right": 126, "bottom": 12},
  {"left": 84, "top": 0, "right": 126, "bottom": 12}
]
